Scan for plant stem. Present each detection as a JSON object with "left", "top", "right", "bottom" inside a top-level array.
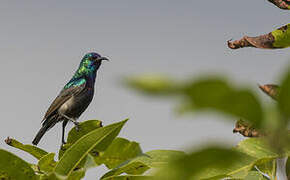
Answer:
[{"left": 276, "top": 157, "right": 288, "bottom": 180}]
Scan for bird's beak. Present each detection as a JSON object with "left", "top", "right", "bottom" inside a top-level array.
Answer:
[{"left": 97, "top": 57, "right": 109, "bottom": 61}]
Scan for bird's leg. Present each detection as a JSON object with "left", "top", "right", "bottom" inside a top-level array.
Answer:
[
  {"left": 68, "top": 118, "right": 80, "bottom": 131},
  {"left": 60, "top": 114, "right": 80, "bottom": 131},
  {"left": 62, "top": 120, "right": 68, "bottom": 145}
]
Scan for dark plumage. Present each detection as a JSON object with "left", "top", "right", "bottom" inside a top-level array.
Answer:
[{"left": 32, "top": 52, "right": 108, "bottom": 145}]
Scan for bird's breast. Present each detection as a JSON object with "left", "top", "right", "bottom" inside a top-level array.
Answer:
[{"left": 58, "top": 88, "right": 94, "bottom": 119}]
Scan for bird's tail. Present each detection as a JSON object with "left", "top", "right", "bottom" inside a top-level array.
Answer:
[{"left": 32, "top": 120, "right": 56, "bottom": 145}]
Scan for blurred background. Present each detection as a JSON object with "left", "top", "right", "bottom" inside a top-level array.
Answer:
[{"left": 0, "top": 1, "right": 289, "bottom": 179}]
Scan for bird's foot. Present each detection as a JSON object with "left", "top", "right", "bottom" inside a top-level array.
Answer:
[
  {"left": 60, "top": 142, "right": 67, "bottom": 149},
  {"left": 74, "top": 122, "right": 80, "bottom": 131},
  {"left": 62, "top": 140, "right": 67, "bottom": 145}
]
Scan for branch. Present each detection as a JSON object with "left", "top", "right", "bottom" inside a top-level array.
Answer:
[
  {"left": 5, "top": 137, "right": 48, "bottom": 159},
  {"left": 227, "top": 34, "right": 274, "bottom": 49},
  {"left": 233, "top": 120, "right": 265, "bottom": 137},
  {"left": 259, "top": 84, "right": 280, "bottom": 100},
  {"left": 267, "top": 0, "right": 290, "bottom": 10},
  {"left": 228, "top": 24, "right": 290, "bottom": 49}
]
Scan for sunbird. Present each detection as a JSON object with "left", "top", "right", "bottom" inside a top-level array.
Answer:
[{"left": 32, "top": 52, "right": 108, "bottom": 145}]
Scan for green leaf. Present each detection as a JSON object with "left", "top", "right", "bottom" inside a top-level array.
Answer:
[
  {"left": 39, "top": 170, "right": 85, "bottom": 180},
  {"left": 184, "top": 78, "right": 263, "bottom": 127},
  {"left": 37, "top": 173, "right": 59, "bottom": 180},
  {"left": 278, "top": 68, "right": 290, "bottom": 122},
  {"left": 236, "top": 138, "right": 278, "bottom": 159},
  {"left": 152, "top": 147, "right": 248, "bottom": 180},
  {"left": 272, "top": 24, "right": 290, "bottom": 48},
  {"left": 5, "top": 137, "right": 48, "bottom": 159},
  {"left": 235, "top": 138, "right": 280, "bottom": 179},
  {"left": 54, "top": 119, "right": 128, "bottom": 178},
  {"left": 127, "top": 76, "right": 264, "bottom": 127},
  {"left": 84, "top": 154, "right": 98, "bottom": 169},
  {"left": 125, "top": 75, "right": 178, "bottom": 95},
  {"left": 244, "top": 171, "right": 268, "bottom": 180},
  {"left": 30, "top": 163, "right": 39, "bottom": 172},
  {"left": 102, "top": 175, "right": 154, "bottom": 180},
  {"left": 57, "top": 120, "right": 103, "bottom": 172},
  {"left": 195, "top": 152, "right": 257, "bottom": 179},
  {"left": 58, "top": 120, "right": 103, "bottom": 159},
  {"left": 143, "top": 150, "right": 185, "bottom": 168},
  {"left": 101, "top": 150, "right": 185, "bottom": 179},
  {"left": 38, "top": 153, "right": 56, "bottom": 174},
  {"left": 286, "top": 158, "right": 290, "bottom": 179},
  {"left": 196, "top": 154, "right": 277, "bottom": 179},
  {"left": 255, "top": 160, "right": 276, "bottom": 180},
  {"left": 102, "top": 160, "right": 149, "bottom": 178},
  {"left": 94, "top": 137, "right": 143, "bottom": 169},
  {"left": 192, "top": 140, "right": 277, "bottom": 179},
  {"left": 0, "top": 149, "right": 37, "bottom": 180},
  {"left": 67, "top": 120, "right": 103, "bottom": 144},
  {"left": 67, "top": 169, "right": 85, "bottom": 180}
]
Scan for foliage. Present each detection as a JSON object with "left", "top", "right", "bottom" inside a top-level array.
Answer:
[
  {"left": 54, "top": 120, "right": 128, "bottom": 177},
  {"left": 0, "top": 149, "right": 37, "bottom": 180},
  {"left": 2, "top": 65, "right": 290, "bottom": 179},
  {"left": 5, "top": 137, "right": 48, "bottom": 159},
  {"left": 94, "top": 137, "right": 142, "bottom": 169},
  {"left": 125, "top": 69, "right": 290, "bottom": 179},
  {"left": 0, "top": 1, "right": 289, "bottom": 180},
  {"left": 101, "top": 150, "right": 185, "bottom": 179},
  {"left": 3, "top": 120, "right": 132, "bottom": 179}
]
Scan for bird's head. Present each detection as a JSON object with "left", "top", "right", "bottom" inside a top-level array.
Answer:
[
  {"left": 83, "top": 52, "right": 108, "bottom": 64},
  {"left": 79, "top": 52, "right": 109, "bottom": 71}
]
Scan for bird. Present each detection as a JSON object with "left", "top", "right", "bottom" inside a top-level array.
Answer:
[{"left": 32, "top": 52, "right": 108, "bottom": 146}]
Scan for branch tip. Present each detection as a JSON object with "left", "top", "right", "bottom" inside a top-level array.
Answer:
[
  {"left": 5, "top": 137, "right": 12, "bottom": 145},
  {"left": 267, "top": 0, "right": 290, "bottom": 10}
]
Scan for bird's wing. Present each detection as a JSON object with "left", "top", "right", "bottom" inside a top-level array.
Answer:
[{"left": 42, "top": 78, "right": 87, "bottom": 122}]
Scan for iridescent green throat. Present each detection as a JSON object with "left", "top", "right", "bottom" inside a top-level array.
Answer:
[
  {"left": 74, "top": 58, "right": 98, "bottom": 78},
  {"left": 64, "top": 58, "right": 99, "bottom": 89}
]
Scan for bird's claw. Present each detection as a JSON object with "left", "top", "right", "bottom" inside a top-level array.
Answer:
[
  {"left": 61, "top": 142, "right": 66, "bottom": 149},
  {"left": 74, "top": 122, "right": 80, "bottom": 131}
]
